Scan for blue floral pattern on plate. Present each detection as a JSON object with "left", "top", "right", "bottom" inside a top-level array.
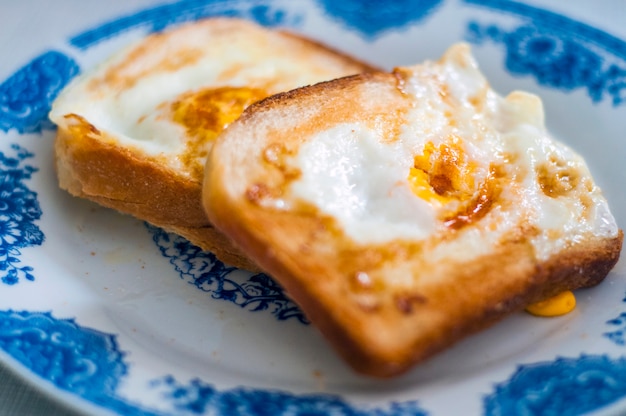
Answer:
[
  {"left": 483, "top": 355, "right": 626, "bottom": 416},
  {"left": 0, "top": 145, "right": 44, "bottom": 285},
  {"left": 0, "top": 310, "right": 127, "bottom": 402},
  {"left": 0, "top": 0, "right": 625, "bottom": 415},
  {"left": 70, "top": 0, "right": 302, "bottom": 49},
  {"left": 150, "top": 376, "right": 428, "bottom": 416},
  {"left": 316, "top": 0, "right": 443, "bottom": 38},
  {"left": 464, "top": 0, "right": 626, "bottom": 106},
  {"left": 604, "top": 293, "right": 626, "bottom": 346},
  {"left": 0, "top": 51, "right": 80, "bottom": 134},
  {"left": 147, "top": 224, "right": 307, "bottom": 324},
  {"left": 0, "top": 309, "right": 428, "bottom": 416}
]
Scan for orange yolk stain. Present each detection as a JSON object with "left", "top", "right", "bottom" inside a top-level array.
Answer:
[
  {"left": 525, "top": 291, "right": 576, "bottom": 317},
  {"left": 171, "top": 86, "right": 268, "bottom": 178},
  {"left": 407, "top": 138, "right": 501, "bottom": 229},
  {"left": 172, "top": 86, "right": 267, "bottom": 142},
  {"left": 408, "top": 139, "right": 476, "bottom": 205}
]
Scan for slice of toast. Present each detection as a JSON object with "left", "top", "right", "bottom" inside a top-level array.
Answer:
[
  {"left": 202, "top": 44, "right": 623, "bottom": 377},
  {"left": 50, "top": 18, "right": 377, "bottom": 270}
]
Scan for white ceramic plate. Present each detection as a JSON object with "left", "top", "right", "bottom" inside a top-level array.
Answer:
[{"left": 1, "top": 1, "right": 626, "bottom": 415}]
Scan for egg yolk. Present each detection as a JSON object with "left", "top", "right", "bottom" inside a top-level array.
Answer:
[
  {"left": 171, "top": 86, "right": 268, "bottom": 178},
  {"left": 172, "top": 86, "right": 267, "bottom": 141},
  {"left": 408, "top": 138, "right": 501, "bottom": 229},
  {"left": 525, "top": 291, "right": 576, "bottom": 317},
  {"left": 408, "top": 138, "right": 476, "bottom": 205}
]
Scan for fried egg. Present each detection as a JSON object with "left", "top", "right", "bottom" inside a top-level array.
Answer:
[
  {"left": 287, "top": 43, "right": 618, "bottom": 264},
  {"left": 49, "top": 18, "right": 374, "bottom": 181}
]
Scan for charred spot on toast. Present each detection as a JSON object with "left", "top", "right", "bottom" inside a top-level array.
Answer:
[
  {"left": 395, "top": 293, "right": 428, "bottom": 315},
  {"left": 536, "top": 153, "right": 584, "bottom": 198}
]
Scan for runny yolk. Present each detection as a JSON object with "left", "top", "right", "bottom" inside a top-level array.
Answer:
[
  {"left": 407, "top": 138, "right": 501, "bottom": 229},
  {"left": 172, "top": 86, "right": 267, "bottom": 142},
  {"left": 525, "top": 291, "right": 576, "bottom": 317},
  {"left": 407, "top": 139, "right": 476, "bottom": 205},
  {"left": 171, "top": 86, "right": 268, "bottom": 178}
]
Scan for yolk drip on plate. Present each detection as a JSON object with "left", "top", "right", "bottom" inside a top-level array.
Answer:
[
  {"left": 525, "top": 290, "right": 576, "bottom": 317},
  {"left": 172, "top": 86, "right": 267, "bottom": 177}
]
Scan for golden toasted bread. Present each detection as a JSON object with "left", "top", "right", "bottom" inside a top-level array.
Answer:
[
  {"left": 202, "top": 44, "right": 623, "bottom": 377},
  {"left": 50, "top": 18, "right": 377, "bottom": 270}
]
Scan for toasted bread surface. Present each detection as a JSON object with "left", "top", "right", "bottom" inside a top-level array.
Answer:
[
  {"left": 50, "top": 18, "right": 377, "bottom": 269},
  {"left": 203, "top": 45, "right": 623, "bottom": 377}
]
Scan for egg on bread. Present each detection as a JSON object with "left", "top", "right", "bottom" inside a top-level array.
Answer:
[
  {"left": 202, "top": 43, "right": 623, "bottom": 377},
  {"left": 50, "top": 17, "right": 377, "bottom": 270}
]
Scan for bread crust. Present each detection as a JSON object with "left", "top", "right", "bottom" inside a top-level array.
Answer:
[
  {"left": 51, "top": 18, "right": 378, "bottom": 270},
  {"left": 203, "top": 71, "right": 624, "bottom": 377},
  {"left": 54, "top": 116, "right": 260, "bottom": 269}
]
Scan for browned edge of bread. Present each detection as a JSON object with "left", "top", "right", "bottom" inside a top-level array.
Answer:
[{"left": 54, "top": 118, "right": 261, "bottom": 271}]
